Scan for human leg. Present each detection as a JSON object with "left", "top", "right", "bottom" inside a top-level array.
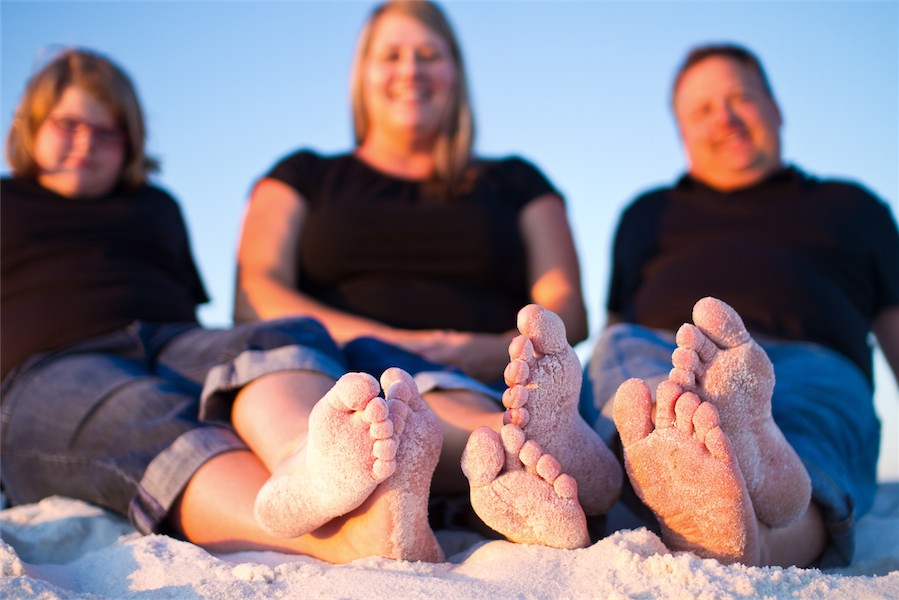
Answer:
[
  {"left": 0, "top": 343, "right": 243, "bottom": 529},
  {"left": 613, "top": 378, "right": 760, "bottom": 565},
  {"left": 343, "top": 336, "right": 504, "bottom": 493},
  {"left": 612, "top": 298, "right": 835, "bottom": 567},
  {"left": 579, "top": 322, "right": 676, "bottom": 443},
  {"left": 169, "top": 368, "right": 443, "bottom": 563},
  {"left": 455, "top": 304, "right": 623, "bottom": 546},
  {"left": 761, "top": 340, "right": 880, "bottom": 567},
  {"left": 420, "top": 304, "right": 621, "bottom": 513},
  {"left": 670, "top": 297, "right": 811, "bottom": 528},
  {"left": 462, "top": 424, "right": 589, "bottom": 549},
  {"left": 502, "top": 304, "right": 622, "bottom": 515},
  {"left": 242, "top": 371, "right": 399, "bottom": 537},
  {"left": 614, "top": 377, "right": 828, "bottom": 567}
]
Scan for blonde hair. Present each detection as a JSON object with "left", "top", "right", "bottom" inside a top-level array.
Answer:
[
  {"left": 5, "top": 47, "right": 159, "bottom": 189},
  {"left": 350, "top": 0, "right": 475, "bottom": 199}
]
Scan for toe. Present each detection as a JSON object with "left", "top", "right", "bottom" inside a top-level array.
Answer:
[
  {"left": 692, "top": 401, "right": 719, "bottom": 442},
  {"left": 329, "top": 372, "right": 381, "bottom": 412},
  {"left": 613, "top": 378, "right": 654, "bottom": 448},
  {"left": 517, "top": 304, "right": 567, "bottom": 355},
  {"left": 504, "top": 358, "right": 530, "bottom": 387},
  {"left": 676, "top": 323, "right": 719, "bottom": 363},
  {"left": 655, "top": 380, "right": 681, "bottom": 429},
  {"left": 536, "top": 453, "right": 562, "bottom": 483},
  {"left": 674, "top": 392, "right": 701, "bottom": 435},
  {"left": 462, "top": 427, "right": 505, "bottom": 486},
  {"left": 500, "top": 423, "right": 527, "bottom": 455},
  {"left": 502, "top": 386, "right": 528, "bottom": 410},
  {"left": 692, "top": 297, "right": 751, "bottom": 349}
]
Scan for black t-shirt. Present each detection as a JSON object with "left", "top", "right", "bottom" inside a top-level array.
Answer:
[
  {"left": 1, "top": 177, "right": 208, "bottom": 378},
  {"left": 264, "top": 150, "right": 559, "bottom": 333},
  {"left": 607, "top": 167, "right": 899, "bottom": 381}
]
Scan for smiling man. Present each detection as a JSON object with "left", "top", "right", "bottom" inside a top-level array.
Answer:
[{"left": 580, "top": 43, "right": 899, "bottom": 569}]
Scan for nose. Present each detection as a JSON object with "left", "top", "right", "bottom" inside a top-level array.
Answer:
[
  {"left": 70, "top": 126, "right": 102, "bottom": 153},
  {"left": 714, "top": 101, "right": 741, "bottom": 127},
  {"left": 397, "top": 50, "right": 424, "bottom": 76}
]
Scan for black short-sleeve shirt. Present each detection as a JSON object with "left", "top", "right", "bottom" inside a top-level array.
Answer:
[
  {"left": 1, "top": 178, "right": 208, "bottom": 378},
  {"left": 264, "top": 150, "right": 560, "bottom": 333},
  {"left": 607, "top": 167, "right": 899, "bottom": 381}
]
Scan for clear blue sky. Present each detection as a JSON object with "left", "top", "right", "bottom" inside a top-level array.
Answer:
[{"left": 2, "top": 0, "right": 897, "bottom": 478}]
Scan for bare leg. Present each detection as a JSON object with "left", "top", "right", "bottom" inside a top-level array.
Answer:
[
  {"left": 168, "top": 369, "right": 442, "bottom": 563},
  {"left": 503, "top": 304, "right": 622, "bottom": 515},
  {"left": 462, "top": 424, "right": 589, "bottom": 549},
  {"left": 614, "top": 378, "right": 759, "bottom": 565},
  {"left": 421, "top": 389, "right": 504, "bottom": 494},
  {"left": 671, "top": 297, "right": 810, "bottom": 527},
  {"left": 251, "top": 372, "right": 399, "bottom": 537},
  {"left": 372, "top": 368, "right": 445, "bottom": 561}
]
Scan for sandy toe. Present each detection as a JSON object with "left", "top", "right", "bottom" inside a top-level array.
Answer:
[
  {"left": 503, "top": 304, "right": 621, "bottom": 515},
  {"left": 671, "top": 296, "right": 811, "bottom": 528},
  {"left": 370, "top": 368, "right": 445, "bottom": 562},
  {"left": 614, "top": 378, "right": 759, "bottom": 564},
  {"left": 462, "top": 424, "right": 589, "bottom": 550},
  {"left": 254, "top": 372, "right": 398, "bottom": 538}
]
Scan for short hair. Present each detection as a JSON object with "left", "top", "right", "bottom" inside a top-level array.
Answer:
[
  {"left": 671, "top": 43, "right": 775, "bottom": 107},
  {"left": 5, "top": 47, "right": 159, "bottom": 189},
  {"left": 349, "top": 0, "right": 475, "bottom": 200}
]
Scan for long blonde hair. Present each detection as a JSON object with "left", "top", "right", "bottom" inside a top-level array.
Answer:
[
  {"left": 350, "top": 0, "right": 475, "bottom": 199},
  {"left": 5, "top": 47, "right": 159, "bottom": 189}
]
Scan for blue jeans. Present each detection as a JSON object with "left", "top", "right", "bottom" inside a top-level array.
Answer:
[
  {"left": 1, "top": 318, "right": 496, "bottom": 535},
  {"left": 580, "top": 323, "right": 880, "bottom": 567}
]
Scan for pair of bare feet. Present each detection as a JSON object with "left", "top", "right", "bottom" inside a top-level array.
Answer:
[
  {"left": 253, "top": 366, "right": 445, "bottom": 562},
  {"left": 253, "top": 304, "right": 621, "bottom": 561},
  {"left": 253, "top": 297, "right": 806, "bottom": 566},
  {"left": 613, "top": 297, "right": 811, "bottom": 564}
]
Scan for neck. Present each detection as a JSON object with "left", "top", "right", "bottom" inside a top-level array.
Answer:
[
  {"left": 692, "top": 163, "right": 783, "bottom": 193},
  {"left": 356, "top": 132, "right": 437, "bottom": 180}
]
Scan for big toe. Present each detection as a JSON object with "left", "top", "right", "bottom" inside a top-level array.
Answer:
[
  {"left": 329, "top": 372, "right": 383, "bottom": 412},
  {"left": 613, "top": 378, "right": 655, "bottom": 448},
  {"left": 692, "top": 297, "right": 750, "bottom": 349},
  {"left": 380, "top": 367, "right": 427, "bottom": 412},
  {"left": 517, "top": 304, "right": 567, "bottom": 354},
  {"left": 462, "top": 427, "right": 505, "bottom": 486}
]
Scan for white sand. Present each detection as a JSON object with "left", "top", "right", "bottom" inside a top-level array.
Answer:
[{"left": 2, "top": 484, "right": 897, "bottom": 599}]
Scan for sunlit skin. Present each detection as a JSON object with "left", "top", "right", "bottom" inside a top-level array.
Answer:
[
  {"left": 356, "top": 12, "right": 457, "bottom": 174},
  {"left": 673, "top": 56, "right": 783, "bottom": 191},
  {"left": 33, "top": 86, "right": 126, "bottom": 199}
]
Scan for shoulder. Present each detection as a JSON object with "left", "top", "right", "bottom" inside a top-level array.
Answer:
[
  {"left": 124, "top": 182, "right": 184, "bottom": 212},
  {"left": 793, "top": 166, "right": 892, "bottom": 215},
  {"left": 474, "top": 155, "right": 560, "bottom": 201},
  {"left": 265, "top": 148, "right": 356, "bottom": 192},
  {"left": 621, "top": 184, "right": 673, "bottom": 218},
  {"left": 1, "top": 176, "right": 48, "bottom": 201},
  {"left": 269, "top": 148, "right": 351, "bottom": 175},
  {"left": 139, "top": 182, "right": 180, "bottom": 203},
  {"left": 478, "top": 155, "right": 548, "bottom": 179}
]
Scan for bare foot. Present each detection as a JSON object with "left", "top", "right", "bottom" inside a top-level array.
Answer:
[
  {"left": 462, "top": 424, "right": 589, "bottom": 549},
  {"left": 366, "top": 367, "right": 445, "bottom": 562},
  {"left": 613, "top": 378, "right": 759, "bottom": 565},
  {"left": 254, "top": 372, "right": 399, "bottom": 538},
  {"left": 503, "top": 304, "right": 622, "bottom": 515},
  {"left": 670, "top": 296, "right": 810, "bottom": 528}
]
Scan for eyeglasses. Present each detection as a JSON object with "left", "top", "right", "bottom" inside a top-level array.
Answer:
[{"left": 47, "top": 115, "right": 126, "bottom": 147}]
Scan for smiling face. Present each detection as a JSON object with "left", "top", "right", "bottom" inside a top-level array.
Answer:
[
  {"left": 673, "top": 56, "right": 783, "bottom": 191},
  {"left": 33, "top": 85, "right": 126, "bottom": 199},
  {"left": 360, "top": 11, "right": 458, "bottom": 145}
]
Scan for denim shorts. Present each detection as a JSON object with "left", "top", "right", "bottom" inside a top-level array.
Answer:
[
  {"left": 0, "top": 318, "right": 352, "bottom": 534},
  {"left": 581, "top": 323, "right": 880, "bottom": 567},
  {"left": 0, "top": 319, "right": 499, "bottom": 535}
]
